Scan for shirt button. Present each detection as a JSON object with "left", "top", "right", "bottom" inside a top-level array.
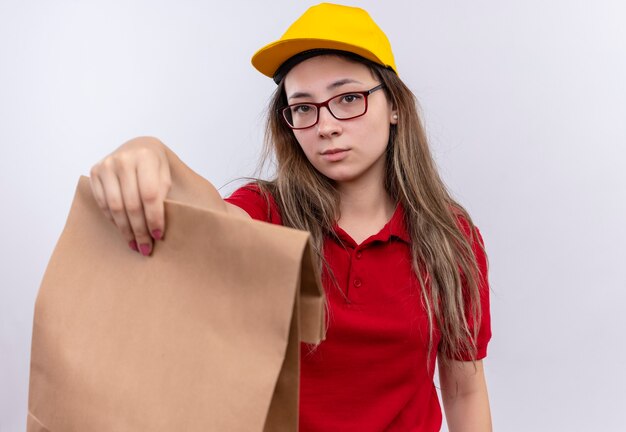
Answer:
[
  {"left": 353, "top": 279, "right": 362, "bottom": 288},
  {"left": 355, "top": 251, "right": 363, "bottom": 259}
]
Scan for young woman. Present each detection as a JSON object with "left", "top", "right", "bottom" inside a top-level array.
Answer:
[{"left": 89, "top": 3, "right": 492, "bottom": 431}]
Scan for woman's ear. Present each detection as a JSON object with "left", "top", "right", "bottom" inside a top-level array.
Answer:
[{"left": 391, "top": 111, "right": 399, "bottom": 125}]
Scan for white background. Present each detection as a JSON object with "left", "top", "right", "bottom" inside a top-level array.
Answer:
[{"left": 1, "top": 1, "right": 625, "bottom": 430}]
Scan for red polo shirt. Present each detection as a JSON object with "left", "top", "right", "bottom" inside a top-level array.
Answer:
[{"left": 226, "top": 185, "right": 491, "bottom": 432}]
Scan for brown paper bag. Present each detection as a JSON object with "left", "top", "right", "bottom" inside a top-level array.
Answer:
[{"left": 27, "top": 176, "right": 325, "bottom": 432}]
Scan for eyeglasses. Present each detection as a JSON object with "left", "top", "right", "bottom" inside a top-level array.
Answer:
[{"left": 280, "top": 84, "right": 385, "bottom": 130}]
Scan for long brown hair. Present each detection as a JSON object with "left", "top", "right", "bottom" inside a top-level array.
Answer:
[{"left": 255, "top": 53, "right": 486, "bottom": 364}]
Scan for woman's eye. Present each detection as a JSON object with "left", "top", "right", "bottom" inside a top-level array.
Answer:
[
  {"left": 341, "top": 94, "right": 362, "bottom": 103},
  {"left": 292, "top": 104, "right": 313, "bottom": 114}
]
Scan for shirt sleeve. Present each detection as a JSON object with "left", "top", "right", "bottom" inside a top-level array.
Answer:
[
  {"left": 453, "top": 219, "right": 492, "bottom": 361},
  {"left": 224, "top": 183, "right": 283, "bottom": 225}
]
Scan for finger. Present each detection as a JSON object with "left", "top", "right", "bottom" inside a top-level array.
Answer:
[
  {"left": 99, "top": 165, "right": 137, "bottom": 251},
  {"left": 137, "top": 152, "right": 170, "bottom": 241},
  {"left": 118, "top": 164, "right": 153, "bottom": 257},
  {"left": 89, "top": 171, "right": 114, "bottom": 224}
]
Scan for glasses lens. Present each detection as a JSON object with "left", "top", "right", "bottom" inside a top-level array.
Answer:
[
  {"left": 283, "top": 104, "right": 318, "bottom": 129},
  {"left": 329, "top": 93, "right": 367, "bottom": 119}
]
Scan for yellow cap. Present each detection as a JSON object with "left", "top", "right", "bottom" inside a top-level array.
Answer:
[{"left": 251, "top": 3, "right": 397, "bottom": 80}]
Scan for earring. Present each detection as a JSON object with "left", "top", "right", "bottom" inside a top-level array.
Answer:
[{"left": 392, "top": 114, "right": 398, "bottom": 121}]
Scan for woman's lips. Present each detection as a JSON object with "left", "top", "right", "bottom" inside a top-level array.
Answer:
[{"left": 321, "top": 148, "right": 349, "bottom": 162}]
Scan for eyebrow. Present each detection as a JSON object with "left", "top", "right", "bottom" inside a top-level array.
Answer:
[{"left": 287, "top": 78, "right": 364, "bottom": 101}]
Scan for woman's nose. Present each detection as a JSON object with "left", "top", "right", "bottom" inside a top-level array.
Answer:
[{"left": 316, "top": 106, "right": 342, "bottom": 138}]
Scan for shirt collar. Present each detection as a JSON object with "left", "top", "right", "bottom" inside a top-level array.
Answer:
[
  {"left": 330, "top": 202, "right": 411, "bottom": 247},
  {"left": 386, "top": 202, "right": 411, "bottom": 243}
]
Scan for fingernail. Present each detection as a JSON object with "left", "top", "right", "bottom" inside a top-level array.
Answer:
[
  {"left": 151, "top": 229, "right": 163, "bottom": 241},
  {"left": 139, "top": 243, "right": 152, "bottom": 256},
  {"left": 129, "top": 240, "right": 139, "bottom": 252}
]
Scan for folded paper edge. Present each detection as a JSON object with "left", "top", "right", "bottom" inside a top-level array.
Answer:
[
  {"left": 298, "top": 241, "right": 327, "bottom": 344},
  {"left": 27, "top": 412, "right": 50, "bottom": 432}
]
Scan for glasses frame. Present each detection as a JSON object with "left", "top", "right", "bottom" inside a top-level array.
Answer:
[{"left": 280, "top": 83, "right": 385, "bottom": 130}]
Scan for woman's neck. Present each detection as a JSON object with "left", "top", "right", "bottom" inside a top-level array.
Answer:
[{"left": 336, "top": 176, "right": 396, "bottom": 244}]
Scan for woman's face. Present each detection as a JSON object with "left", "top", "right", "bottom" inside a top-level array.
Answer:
[{"left": 283, "top": 55, "right": 397, "bottom": 185}]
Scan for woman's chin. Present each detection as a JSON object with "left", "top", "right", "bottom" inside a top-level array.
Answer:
[{"left": 319, "top": 169, "right": 360, "bottom": 184}]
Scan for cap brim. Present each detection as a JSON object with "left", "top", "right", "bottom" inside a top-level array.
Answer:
[{"left": 251, "top": 38, "right": 389, "bottom": 79}]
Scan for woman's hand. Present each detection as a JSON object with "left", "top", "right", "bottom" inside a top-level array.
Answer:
[{"left": 89, "top": 136, "right": 172, "bottom": 256}]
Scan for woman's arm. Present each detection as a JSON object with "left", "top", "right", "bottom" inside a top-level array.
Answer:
[
  {"left": 89, "top": 136, "right": 249, "bottom": 256},
  {"left": 438, "top": 358, "right": 492, "bottom": 432}
]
